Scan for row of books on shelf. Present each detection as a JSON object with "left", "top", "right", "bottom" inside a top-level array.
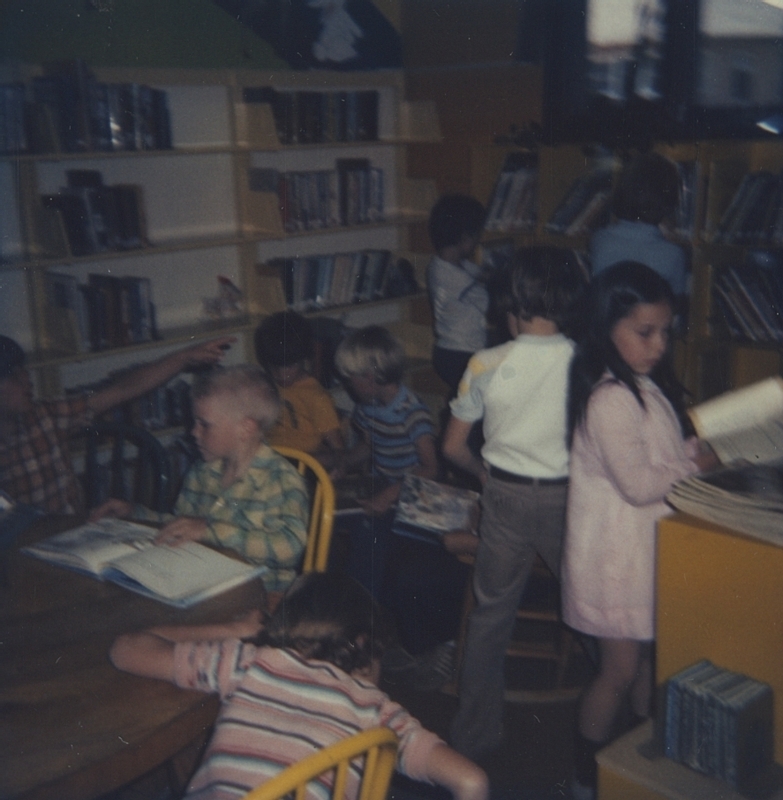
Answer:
[
  {"left": 712, "top": 169, "right": 783, "bottom": 246},
  {"left": 243, "top": 86, "right": 379, "bottom": 145},
  {"left": 71, "top": 375, "right": 192, "bottom": 433},
  {"left": 40, "top": 168, "right": 147, "bottom": 257},
  {"left": 270, "top": 248, "right": 416, "bottom": 311},
  {"left": 662, "top": 659, "right": 773, "bottom": 789},
  {"left": 45, "top": 271, "right": 157, "bottom": 354},
  {"left": 274, "top": 158, "right": 384, "bottom": 232},
  {"left": 1, "top": 60, "right": 172, "bottom": 155},
  {"left": 482, "top": 152, "right": 698, "bottom": 239},
  {"left": 711, "top": 254, "right": 783, "bottom": 343}
]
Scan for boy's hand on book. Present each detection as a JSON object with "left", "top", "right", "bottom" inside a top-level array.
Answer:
[
  {"left": 443, "top": 530, "right": 479, "bottom": 557},
  {"left": 89, "top": 498, "right": 133, "bottom": 522},
  {"left": 155, "top": 516, "right": 208, "bottom": 547}
]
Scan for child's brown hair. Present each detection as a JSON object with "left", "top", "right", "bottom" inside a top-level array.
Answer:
[{"left": 253, "top": 572, "right": 391, "bottom": 674}]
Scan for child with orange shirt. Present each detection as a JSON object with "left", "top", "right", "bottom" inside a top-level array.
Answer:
[{"left": 254, "top": 312, "right": 345, "bottom": 471}]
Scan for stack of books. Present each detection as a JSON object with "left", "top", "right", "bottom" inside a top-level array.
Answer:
[
  {"left": 484, "top": 151, "right": 538, "bottom": 233},
  {"left": 712, "top": 257, "right": 783, "bottom": 343},
  {"left": 41, "top": 168, "right": 147, "bottom": 257},
  {"left": 663, "top": 660, "right": 773, "bottom": 790},
  {"left": 712, "top": 170, "right": 783, "bottom": 246},
  {"left": 544, "top": 167, "right": 613, "bottom": 237}
]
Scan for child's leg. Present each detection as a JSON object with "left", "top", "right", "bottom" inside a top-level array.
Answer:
[
  {"left": 573, "top": 637, "right": 649, "bottom": 791},
  {"left": 449, "top": 479, "right": 539, "bottom": 759},
  {"left": 579, "top": 638, "right": 648, "bottom": 742}
]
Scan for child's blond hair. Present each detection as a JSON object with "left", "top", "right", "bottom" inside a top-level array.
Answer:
[
  {"left": 334, "top": 326, "right": 406, "bottom": 385},
  {"left": 192, "top": 365, "right": 280, "bottom": 431}
]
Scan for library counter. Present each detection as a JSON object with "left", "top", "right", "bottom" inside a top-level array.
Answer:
[{"left": 0, "top": 515, "right": 267, "bottom": 800}]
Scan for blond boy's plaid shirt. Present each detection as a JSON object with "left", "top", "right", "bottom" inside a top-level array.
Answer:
[{"left": 136, "top": 444, "right": 309, "bottom": 591}]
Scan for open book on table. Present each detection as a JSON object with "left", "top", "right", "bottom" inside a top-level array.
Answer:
[
  {"left": 392, "top": 474, "right": 480, "bottom": 545},
  {"left": 22, "top": 518, "right": 267, "bottom": 608},
  {"left": 688, "top": 376, "right": 783, "bottom": 465}
]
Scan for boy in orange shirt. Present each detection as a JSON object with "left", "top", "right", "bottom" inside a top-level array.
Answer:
[{"left": 254, "top": 312, "right": 345, "bottom": 471}]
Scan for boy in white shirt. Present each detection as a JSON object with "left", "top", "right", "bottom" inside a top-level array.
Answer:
[{"left": 443, "top": 246, "right": 586, "bottom": 759}]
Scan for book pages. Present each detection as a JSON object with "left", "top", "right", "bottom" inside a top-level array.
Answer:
[{"left": 688, "top": 376, "right": 783, "bottom": 442}]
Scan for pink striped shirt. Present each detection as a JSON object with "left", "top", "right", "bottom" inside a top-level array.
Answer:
[{"left": 173, "top": 642, "right": 443, "bottom": 800}]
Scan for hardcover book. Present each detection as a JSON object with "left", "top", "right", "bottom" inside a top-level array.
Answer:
[
  {"left": 392, "top": 475, "right": 479, "bottom": 545},
  {"left": 22, "top": 518, "right": 267, "bottom": 608}
]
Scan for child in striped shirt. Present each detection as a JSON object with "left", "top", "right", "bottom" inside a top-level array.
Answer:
[
  {"left": 334, "top": 326, "right": 467, "bottom": 675},
  {"left": 110, "top": 572, "right": 489, "bottom": 800}
]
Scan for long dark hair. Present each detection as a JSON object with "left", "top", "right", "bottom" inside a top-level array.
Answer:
[
  {"left": 252, "top": 572, "right": 391, "bottom": 675},
  {"left": 568, "top": 261, "right": 688, "bottom": 444}
]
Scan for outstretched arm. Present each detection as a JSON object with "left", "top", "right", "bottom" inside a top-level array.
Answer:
[
  {"left": 110, "top": 611, "right": 263, "bottom": 681},
  {"left": 88, "top": 336, "right": 235, "bottom": 415}
]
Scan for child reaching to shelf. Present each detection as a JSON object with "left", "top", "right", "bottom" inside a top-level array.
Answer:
[
  {"left": 443, "top": 246, "right": 586, "bottom": 759},
  {"left": 589, "top": 152, "right": 688, "bottom": 303},
  {"left": 0, "top": 334, "right": 235, "bottom": 516},
  {"left": 91, "top": 365, "right": 308, "bottom": 592},
  {"left": 562, "top": 262, "right": 718, "bottom": 799},
  {"left": 109, "top": 571, "right": 489, "bottom": 800},
  {"left": 426, "top": 194, "right": 489, "bottom": 396},
  {"left": 254, "top": 311, "right": 345, "bottom": 471}
]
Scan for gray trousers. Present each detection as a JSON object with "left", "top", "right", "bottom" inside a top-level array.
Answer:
[{"left": 449, "top": 474, "right": 568, "bottom": 759}]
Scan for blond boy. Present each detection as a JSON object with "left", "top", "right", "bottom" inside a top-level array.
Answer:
[{"left": 92, "top": 366, "right": 308, "bottom": 591}]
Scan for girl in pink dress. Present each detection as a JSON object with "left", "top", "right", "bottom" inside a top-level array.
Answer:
[{"left": 561, "top": 262, "right": 717, "bottom": 799}]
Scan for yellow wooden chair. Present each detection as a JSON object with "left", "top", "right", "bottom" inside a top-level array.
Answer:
[
  {"left": 273, "top": 446, "right": 335, "bottom": 573},
  {"left": 240, "top": 727, "right": 398, "bottom": 800}
]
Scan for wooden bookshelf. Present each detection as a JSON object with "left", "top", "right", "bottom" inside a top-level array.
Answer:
[{"left": 0, "top": 65, "right": 439, "bottom": 404}]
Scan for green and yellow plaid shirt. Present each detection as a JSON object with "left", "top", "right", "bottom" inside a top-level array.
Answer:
[{"left": 137, "top": 444, "right": 308, "bottom": 591}]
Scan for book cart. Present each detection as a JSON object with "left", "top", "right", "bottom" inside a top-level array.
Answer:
[
  {"left": 0, "top": 65, "right": 441, "bottom": 418},
  {"left": 596, "top": 513, "right": 783, "bottom": 799},
  {"left": 473, "top": 138, "right": 783, "bottom": 404}
]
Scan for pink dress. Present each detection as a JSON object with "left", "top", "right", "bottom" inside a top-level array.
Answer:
[{"left": 561, "top": 376, "right": 698, "bottom": 640}]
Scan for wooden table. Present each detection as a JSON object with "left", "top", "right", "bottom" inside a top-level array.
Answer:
[{"left": 0, "top": 516, "right": 267, "bottom": 800}]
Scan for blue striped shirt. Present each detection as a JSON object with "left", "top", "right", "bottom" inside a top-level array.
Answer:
[{"left": 352, "top": 385, "right": 435, "bottom": 481}]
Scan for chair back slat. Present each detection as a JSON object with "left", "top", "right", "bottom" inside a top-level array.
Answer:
[
  {"left": 83, "top": 421, "right": 172, "bottom": 513},
  {"left": 240, "top": 727, "right": 398, "bottom": 800},
  {"left": 272, "top": 447, "right": 335, "bottom": 573}
]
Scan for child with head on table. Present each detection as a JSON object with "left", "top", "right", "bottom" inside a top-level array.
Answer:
[{"left": 109, "top": 571, "right": 489, "bottom": 800}]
